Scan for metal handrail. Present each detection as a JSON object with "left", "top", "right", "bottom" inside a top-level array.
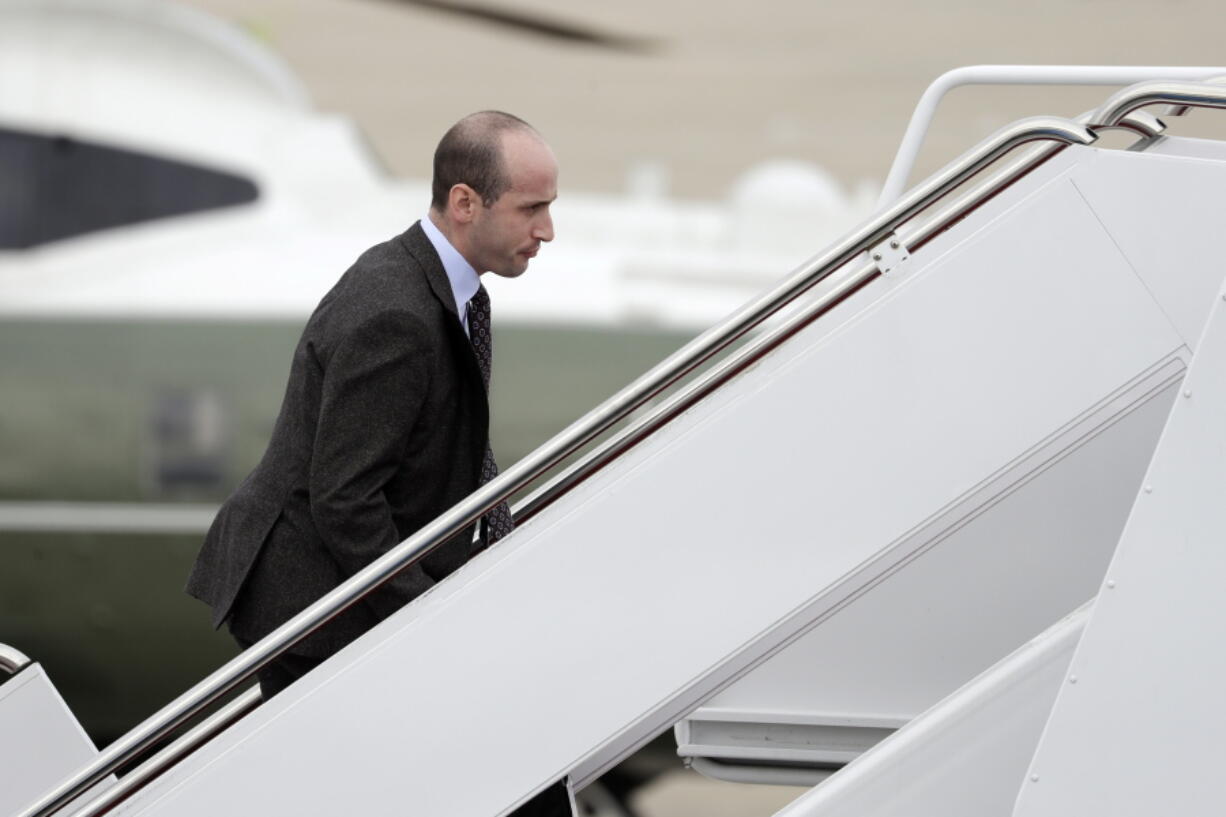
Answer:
[
  {"left": 18, "top": 113, "right": 1094, "bottom": 817},
  {"left": 878, "top": 65, "right": 1226, "bottom": 206},
  {"left": 1107, "top": 110, "right": 1166, "bottom": 139},
  {"left": 1095, "top": 80, "right": 1226, "bottom": 128},
  {"left": 517, "top": 115, "right": 1169, "bottom": 522},
  {"left": 0, "top": 642, "right": 32, "bottom": 675},
  {"left": 515, "top": 110, "right": 1163, "bottom": 522},
  {"left": 892, "top": 108, "right": 1167, "bottom": 264},
  {"left": 62, "top": 688, "right": 263, "bottom": 817},
  {"left": 1163, "top": 76, "right": 1226, "bottom": 117}
]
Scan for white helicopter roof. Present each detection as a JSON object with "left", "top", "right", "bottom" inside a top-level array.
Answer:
[{"left": 0, "top": 0, "right": 311, "bottom": 168}]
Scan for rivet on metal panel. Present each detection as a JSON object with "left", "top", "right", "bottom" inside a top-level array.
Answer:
[
  {"left": 1069, "top": 675, "right": 1078, "bottom": 684},
  {"left": 1107, "top": 580, "right": 1117, "bottom": 589},
  {"left": 1030, "top": 774, "right": 1040, "bottom": 783},
  {"left": 1144, "top": 485, "right": 1153, "bottom": 493},
  {"left": 869, "top": 234, "right": 911, "bottom": 275},
  {"left": 1184, "top": 389, "right": 1193, "bottom": 398}
]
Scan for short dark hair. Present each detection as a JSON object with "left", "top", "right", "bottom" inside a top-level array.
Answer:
[{"left": 431, "top": 111, "right": 537, "bottom": 211}]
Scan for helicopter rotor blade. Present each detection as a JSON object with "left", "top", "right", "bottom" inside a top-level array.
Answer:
[{"left": 381, "top": 0, "right": 659, "bottom": 54}]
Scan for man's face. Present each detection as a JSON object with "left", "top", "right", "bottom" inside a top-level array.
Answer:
[{"left": 467, "top": 131, "right": 558, "bottom": 278}]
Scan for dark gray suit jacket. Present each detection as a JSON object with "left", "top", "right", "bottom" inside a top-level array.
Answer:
[{"left": 186, "top": 222, "right": 488, "bottom": 658}]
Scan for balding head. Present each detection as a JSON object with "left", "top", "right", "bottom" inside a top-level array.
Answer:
[
  {"left": 430, "top": 111, "right": 540, "bottom": 211},
  {"left": 427, "top": 112, "right": 557, "bottom": 278}
]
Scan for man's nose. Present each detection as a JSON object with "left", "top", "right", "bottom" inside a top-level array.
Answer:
[{"left": 533, "top": 211, "right": 554, "bottom": 242}]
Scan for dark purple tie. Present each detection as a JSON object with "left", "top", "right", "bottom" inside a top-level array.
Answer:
[{"left": 467, "top": 285, "right": 515, "bottom": 544}]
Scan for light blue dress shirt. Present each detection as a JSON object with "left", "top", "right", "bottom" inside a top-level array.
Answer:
[{"left": 419, "top": 214, "right": 480, "bottom": 337}]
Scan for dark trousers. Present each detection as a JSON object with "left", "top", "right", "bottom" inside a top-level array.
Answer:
[
  {"left": 234, "top": 638, "right": 574, "bottom": 816},
  {"left": 235, "top": 638, "right": 323, "bottom": 699}
]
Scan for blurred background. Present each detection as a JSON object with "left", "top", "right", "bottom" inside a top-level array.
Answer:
[
  {"left": 2, "top": 1, "right": 1225, "bottom": 814},
  {"left": 184, "top": 0, "right": 1226, "bottom": 196}
]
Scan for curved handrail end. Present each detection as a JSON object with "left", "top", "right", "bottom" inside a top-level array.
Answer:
[{"left": 0, "top": 643, "right": 32, "bottom": 676}]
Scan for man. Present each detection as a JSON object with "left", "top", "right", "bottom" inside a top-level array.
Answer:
[{"left": 187, "top": 112, "right": 571, "bottom": 813}]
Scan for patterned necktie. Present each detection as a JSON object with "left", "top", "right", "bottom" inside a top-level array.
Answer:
[{"left": 467, "top": 284, "right": 515, "bottom": 544}]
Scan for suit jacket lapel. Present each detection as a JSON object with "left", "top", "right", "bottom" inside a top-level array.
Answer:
[
  {"left": 399, "top": 222, "right": 489, "bottom": 401},
  {"left": 402, "top": 222, "right": 462, "bottom": 321}
]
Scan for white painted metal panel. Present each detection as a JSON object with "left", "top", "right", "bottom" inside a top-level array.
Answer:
[
  {"left": 679, "top": 371, "right": 1179, "bottom": 778},
  {"left": 1147, "top": 133, "right": 1226, "bottom": 162},
  {"left": 1069, "top": 144, "right": 1226, "bottom": 346},
  {"left": 0, "top": 665, "right": 113, "bottom": 816},
  {"left": 1012, "top": 280, "right": 1226, "bottom": 815},
  {"left": 112, "top": 149, "right": 1187, "bottom": 817},
  {"left": 775, "top": 605, "right": 1087, "bottom": 817},
  {"left": 677, "top": 140, "right": 1226, "bottom": 778}
]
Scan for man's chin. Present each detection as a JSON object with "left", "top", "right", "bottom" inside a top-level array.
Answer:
[
  {"left": 487, "top": 266, "right": 528, "bottom": 280},
  {"left": 491, "top": 257, "right": 531, "bottom": 278}
]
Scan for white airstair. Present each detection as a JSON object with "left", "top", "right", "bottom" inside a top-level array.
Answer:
[
  {"left": 9, "top": 71, "right": 1226, "bottom": 817},
  {"left": 0, "top": 646, "right": 116, "bottom": 816}
]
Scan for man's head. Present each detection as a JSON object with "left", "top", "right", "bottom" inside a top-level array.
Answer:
[{"left": 429, "top": 111, "right": 557, "bottom": 278}]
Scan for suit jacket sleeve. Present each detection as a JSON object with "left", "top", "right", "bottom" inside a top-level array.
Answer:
[{"left": 308, "top": 308, "right": 436, "bottom": 620}]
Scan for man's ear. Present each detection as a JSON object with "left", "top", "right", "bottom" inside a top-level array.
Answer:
[{"left": 448, "top": 184, "right": 479, "bottom": 223}]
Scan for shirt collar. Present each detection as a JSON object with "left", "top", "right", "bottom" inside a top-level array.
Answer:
[{"left": 420, "top": 214, "right": 481, "bottom": 333}]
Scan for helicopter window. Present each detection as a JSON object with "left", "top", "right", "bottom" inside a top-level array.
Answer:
[
  {"left": 0, "top": 127, "right": 258, "bottom": 250},
  {"left": 145, "top": 387, "right": 231, "bottom": 498}
]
